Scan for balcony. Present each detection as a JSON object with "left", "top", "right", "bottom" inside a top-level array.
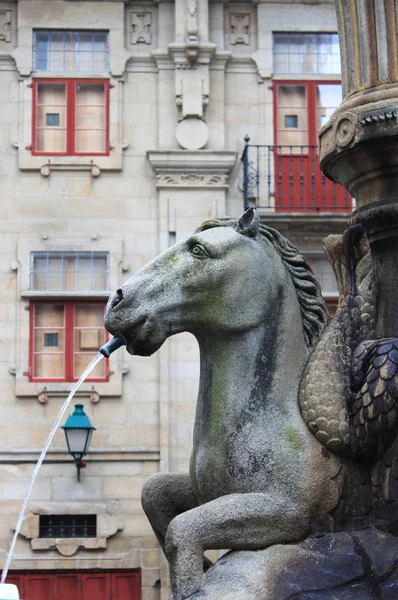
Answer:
[{"left": 241, "top": 137, "right": 352, "bottom": 213}]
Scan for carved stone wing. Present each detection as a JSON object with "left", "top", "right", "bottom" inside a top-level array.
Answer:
[{"left": 350, "top": 338, "right": 398, "bottom": 460}]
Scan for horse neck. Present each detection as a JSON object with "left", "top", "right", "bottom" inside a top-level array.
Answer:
[{"left": 196, "top": 294, "right": 308, "bottom": 421}]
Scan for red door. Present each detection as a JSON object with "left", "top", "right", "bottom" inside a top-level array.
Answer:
[
  {"left": 5, "top": 570, "right": 141, "bottom": 600},
  {"left": 274, "top": 81, "right": 351, "bottom": 212}
]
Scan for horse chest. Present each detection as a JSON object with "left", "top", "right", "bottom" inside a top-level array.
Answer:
[{"left": 192, "top": 423, "right": 289, "bottom": 499}]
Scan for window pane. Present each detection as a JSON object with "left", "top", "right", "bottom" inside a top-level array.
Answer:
[
  {"left": 75, "top": 83, "right": 106, "bottom": 152},
  {"left": 36, "top": 83, "right": 67, "bottom": 153},
  {"left": 74, "top": 304, "right": 106, "bottom": 378},
  {"left": 34, "top": 353, "right": 64, "bottom": 378},
  {"left": 273, "top": 32, "right": 341, "bottom": 75},
  {"left": 34, "top": 329, "right": 64, "bottom": 352},
  {"left": 75, "top": 304, "right": 105, "bottom": 328},
  {"left": 316, "top": 84, "right": 342, "bottom": 132},
  {"left": 34, "top": 304, "right": 64, "bottom": 327},
  {"left": 33, "top": 304, "right": 65, "bottom": 378},
  {"left": 277, "top": 85, "right": 308, "bottom": 147},
  {"left": 48, "top": 32, "right": 65, "bottom": 71},
  {"left": 35, "top": 33, "right": 49, "bottom": 71},
  {"left": 74, "top": 353, "right": 105, "bottom": 379},
  {"left": 75, "top": 130, "right": 106, "bottom": 153},
  {"left": 307, "top": 256, "right": 337, "bottom": 295},
  {"left": 92, "top": 272, "right": 108, "bottom": 291}
]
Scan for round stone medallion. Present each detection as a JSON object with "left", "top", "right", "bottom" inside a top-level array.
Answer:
[
  {"left": 176, "top": 117, "right": 209, "bottom": 150},
  {"left": 335, "top": 113, "right": 356, "bottom": 147}
]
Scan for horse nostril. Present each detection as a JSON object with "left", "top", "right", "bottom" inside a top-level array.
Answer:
[{"left": 111, "top": 288, "right": 124, "bottom": 308}]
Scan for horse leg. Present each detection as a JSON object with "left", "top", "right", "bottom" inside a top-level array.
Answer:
[
  {"left": 141, "top": 472, "right": 198, "bottom": 558},
  {"left": 165, "top": 492, "right": 312, "bottom": 600}
]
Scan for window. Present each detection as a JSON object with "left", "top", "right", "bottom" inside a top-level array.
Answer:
[
  {"left": 29, "top": 252, "right": 109, "bottom": 382},
  {"left": 30, "top": 302, "right": 108, "bottom": 381},
  {"left": 276, "top": 82, "right": 342, "bottom": 148},
  {"left": 31, "top": 251, "right": 110, "bottom": 292},
  {"left": 33, "top": 30, "right": 109, "bottom": 73},
  {"left": 307, "top": 255, "right": 338, "bottom": 297},
  {"left": 32, "top": 79, "right": 109, "bottom": 156},
  {"left": 273, "top": 33, "right": 341, "bottom": 75},
  {"left": 39, "top": 515, "right": 97, "bottom": 538}
]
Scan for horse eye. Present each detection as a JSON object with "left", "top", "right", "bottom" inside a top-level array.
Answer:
[{"left": 191, "top": 244, "right": 207, "bottom": 257}]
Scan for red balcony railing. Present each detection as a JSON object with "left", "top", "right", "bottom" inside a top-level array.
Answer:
[{"left": 241, "top": 137, "right": 353, "bottom": 213}]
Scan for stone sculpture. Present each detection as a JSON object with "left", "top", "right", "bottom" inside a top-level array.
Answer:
[{"left": 104, "top": 207, "right": 398, "bottom": 599}]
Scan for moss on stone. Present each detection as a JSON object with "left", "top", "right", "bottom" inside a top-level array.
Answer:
[{"left": 283, "top": 427, "right": 302, "bottom": 453}]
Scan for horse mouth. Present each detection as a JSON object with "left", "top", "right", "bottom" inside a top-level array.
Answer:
[{"left": 106, "top": 316, "right": 164, "bottom": 357}]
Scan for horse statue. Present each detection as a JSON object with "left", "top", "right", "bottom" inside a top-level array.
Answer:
[{"left": 104, "top": 208, "right": 398, "bottom": 599}]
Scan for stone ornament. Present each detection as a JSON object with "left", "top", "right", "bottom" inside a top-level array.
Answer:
[
  {"left": 335, "top": 112, "right": 356, "bottom": 147},
  {"left": 131, "top": 12, "right": 152, "bottom": 45},
  {"left": 156, "top": 173, "right": 228, "bottom": 188},
  {"left": 0, "top": 10, "right": 11, "bottom": 43},
  {"left": 176, "top": 117, "right": 209, "bottom": 150},
  {"left": 230, "top": 14, "right": 250, "bottom": 46}
]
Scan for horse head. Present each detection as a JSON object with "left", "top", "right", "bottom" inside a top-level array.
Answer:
[{"left": 104, "top": 209, "right": 327, "bottom": 356}]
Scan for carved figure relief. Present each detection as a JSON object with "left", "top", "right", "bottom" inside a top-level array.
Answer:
[
  {"left": 131, "top": 12, "right": 152, "bottom": 45},
  {"left": 230, "top": 13, "right": 250, "bottom": 46},
  {"left": 0, "top": 10, "right": 11, "bottom": 43}
]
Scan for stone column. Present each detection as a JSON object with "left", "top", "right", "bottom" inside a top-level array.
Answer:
[{"left": 320, "top": 0, "right": 398, "bottom": 338}]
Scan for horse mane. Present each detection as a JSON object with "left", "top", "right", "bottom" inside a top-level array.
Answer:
[{"left": 196, "top": 218, "right": 329, "bottom": 348}]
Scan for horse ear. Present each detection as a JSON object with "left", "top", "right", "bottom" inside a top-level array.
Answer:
[{"left": 236, "top": 207, "right": 260, "bottom": 238}]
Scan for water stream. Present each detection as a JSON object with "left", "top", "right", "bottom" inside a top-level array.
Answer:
[{"left": 0, "top": 352, "right": 104, "bottom": 585}]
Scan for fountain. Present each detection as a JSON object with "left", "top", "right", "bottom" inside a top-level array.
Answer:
[{"left": 0, "top": 335, "right": 126, "bottom": 599}]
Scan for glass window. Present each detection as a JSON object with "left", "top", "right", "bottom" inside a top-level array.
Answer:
[
  {"left": 31, "top": 252, "right": 110, "bottom": 292},
  {"left": 33, "top": 79, "right": 109, "bottom": 156},
  {"left": 32, "top": 304, "right": 65, "bottom": 379},
  {"left": 273, "top": 33, "right": 341, "bottom": 75},
  {"left": 316, "top": 84, "right": 342, "bottom": 133},
  {"left": 277, "top": 85, "right": 308, "bottom": 149},
  {"left": 33, "top": 30, "right": 109, "bottom": 73},
  {"left": 36, "top": 82, "right": 67, "bottom": 153},
  {"left": 307, "top": 255, "right": 338, "bottom": 296},
  {"left": 31, "top": 302, "right": 107, "bottom": 381},
  {"left": 75, "top": 83, "right": 106, "bottom": 153}
]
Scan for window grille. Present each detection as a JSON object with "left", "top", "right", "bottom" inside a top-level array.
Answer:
[
  {"left": 273, "top": 33, "right": 341, "bottom": 75},
  {"left": 39, "top": 515, "right": 97, "bottom": 538},
  {"left": 33, "top": 30, "right": 109, "bottom": 73},
  {"left": 30, "top": 251, "right": 110, "bottom": 292}
]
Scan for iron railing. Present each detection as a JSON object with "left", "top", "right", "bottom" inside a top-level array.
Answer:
[{"left": 241, "top": 135, "right": 353, "bottom": 213}]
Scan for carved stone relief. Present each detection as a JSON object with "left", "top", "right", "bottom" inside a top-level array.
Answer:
[
  {"left": 156, "top": 173, "right": 229, "bottom": 188},
  {"left": 0, "top": 9, "right": 11, "bottom": 43},
  {"left": 131, "top": 11, "right": 152, "bottom": 45},
  {"left": 230, "top": 13, "right": 250, "bottom": 45}
]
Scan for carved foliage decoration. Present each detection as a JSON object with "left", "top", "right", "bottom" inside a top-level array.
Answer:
[
  {"left": 131, "top": 11, "right": 152, "bottom": 45},
  {"left": 230, "top": 13, "right": 250, "bottom": 46},
  {"left": 156, "top": 173, "right": 229, "bottom": 188},
  {"left": 0, "top": 10, "right": 11, "bottom": 43}
]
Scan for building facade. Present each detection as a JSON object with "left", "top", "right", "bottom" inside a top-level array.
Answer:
[{"left": 0, "top": 1, "right": 348, "bottom": 599}]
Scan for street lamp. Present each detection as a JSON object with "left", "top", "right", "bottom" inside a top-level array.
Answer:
[{"left": 61, "top": 404, "right": 96, "bottom": 482}]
